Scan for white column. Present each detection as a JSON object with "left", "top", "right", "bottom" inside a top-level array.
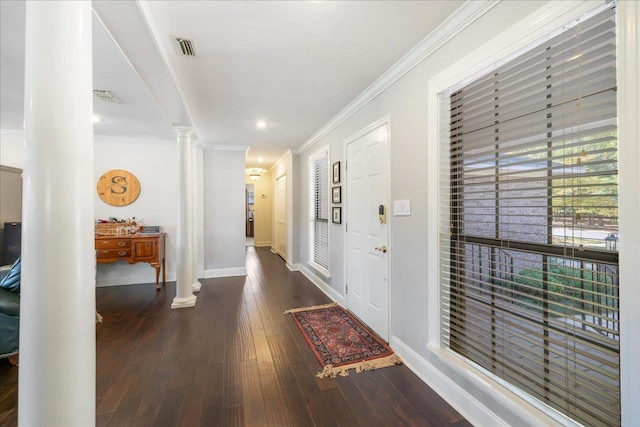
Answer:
[
  {"left": 172, "top": 127, "right": 197, "bottom": 308},
  {"left": 191, "top": 139, "right": 203, "bottom": 292},
  {"left": 19, "top": 2, "right": 95, "bottom": 425}
]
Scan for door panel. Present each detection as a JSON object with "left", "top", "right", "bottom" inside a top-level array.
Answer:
[
  {"left": 275, "top": 175, "right": 287, "bottom": 259},
  {"left": 346, "top": 123, "right": 389, "bottom": 340}
]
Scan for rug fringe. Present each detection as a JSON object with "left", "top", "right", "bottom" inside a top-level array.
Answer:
[
  {"left": 283, "top": 302, "right": 339, "bottom": 315},
  {"left": 316, "top": 353, "right": 403, "bottom": 378}
]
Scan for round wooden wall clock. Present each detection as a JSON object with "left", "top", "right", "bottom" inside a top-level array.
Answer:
[{"left": 97, "top": 169, "right": 141, "bottom": 206}]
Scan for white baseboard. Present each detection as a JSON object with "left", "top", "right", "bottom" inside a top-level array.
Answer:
[
  {"left": 286, "top": 262, "right": 302, "bottom": 272},
  {"left": 96, "top": 271, "right": 177, "bottom": 287},
  {"left": 299, "top": 264, "right": 345, "bottom": 306},
  {"left": 390, "top": 337, "right": 561, "bottom": 427},
  {"left": 390, "top": 337, "right": 503, "bottom": 427},
  {"left": 203, "top": 267, "right": 247, "bottom": 278},
  {"left": 254, "top": 240, "right": 272, "bottom": 247}
]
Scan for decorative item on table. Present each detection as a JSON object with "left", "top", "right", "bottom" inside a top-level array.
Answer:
[
  {"left": 139, "top": 226, "right": 162, "bottom": 234},
  {"left": 94, "top": 217, "right": 142, "bottom": 236}
]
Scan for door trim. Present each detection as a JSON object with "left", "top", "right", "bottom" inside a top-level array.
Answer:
[
  {"left": 343, "top": 114, "right": 392, "bottom": 340},
  {"left": 274, "top": 172, "right": 287, "bottom": 260}
]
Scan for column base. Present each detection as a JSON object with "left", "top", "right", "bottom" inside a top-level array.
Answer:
[
  {"left": 171, "top": 295, "right": 197, "bottom": 309},
  {"left": 192, "top": 281, "right": 202, "bottom": 292}
]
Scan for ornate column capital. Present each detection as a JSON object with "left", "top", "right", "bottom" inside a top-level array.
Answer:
[{"left": 174, "top": 126, "right": 194, "bottom": 138}]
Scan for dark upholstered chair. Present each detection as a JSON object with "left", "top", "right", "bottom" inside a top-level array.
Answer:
[{"left": 0, "top": 264, "right": 20, "bottom": 363}]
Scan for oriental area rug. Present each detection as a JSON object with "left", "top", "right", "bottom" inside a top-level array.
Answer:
[{"left": 284, "top": 302, "right": 402, "bottom": 378}]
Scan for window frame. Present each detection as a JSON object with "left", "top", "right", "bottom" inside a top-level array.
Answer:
[
  {"left": 424, "top": 2, "right": 631, "bottom": 426},
  {"left": 308, "top": 148, "right": 330, "bottom": 277}
]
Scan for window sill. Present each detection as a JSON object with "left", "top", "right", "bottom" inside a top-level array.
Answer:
[
  {"left": 308, "top": 262, "right": 331, "bottom": 280},
  {"left": 426, "top": 344, "right": 579, "bottom": 427}
]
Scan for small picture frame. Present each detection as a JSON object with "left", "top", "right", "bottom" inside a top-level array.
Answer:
[
  {"left": 332, "top": 161, "right": 341, "bottom": 184},
  {"left": 332, "top": 186, "right": 341, "bottom": 204},
  {"left": 332, "top": 207, "right": 342, "bottom": 224}
]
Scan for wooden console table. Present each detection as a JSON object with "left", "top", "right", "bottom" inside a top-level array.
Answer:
[{"left": 95, "top": 233, "right": 166, "bottom": 290}]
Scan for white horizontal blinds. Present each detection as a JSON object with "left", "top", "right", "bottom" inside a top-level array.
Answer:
[
  {"left": 444, "top": 7, "right": 619, "bottom": 427},
  {"left": 309, "top": 152, "right": 329, "bottom": 270},
  {"left": 440, "top": 92, "right": 454, "bottom": 351}
]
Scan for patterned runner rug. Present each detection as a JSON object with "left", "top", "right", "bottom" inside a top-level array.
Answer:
[{"left": 284, "top": 302, "right": 402, "bottom": 378}]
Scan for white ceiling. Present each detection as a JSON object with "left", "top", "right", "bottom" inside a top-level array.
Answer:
[
  {"left": 0, "top": 1, "right": 175, "bottom": 141},
  {"left": 1, "top": 0, "right": 465, "bottom": 169}
]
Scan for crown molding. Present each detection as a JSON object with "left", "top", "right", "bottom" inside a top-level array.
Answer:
[
  {"left": 0, "top": 128, "right": 24, "bottom": 136},
  {"left": 0, "top": 165, "right": 22, "bottom": 173},
  {"left": 1, "top": 128, "right": 179, "bottom": 145},
  {"left": 203, "top": 144, "right": 249, "bottom": 152},
  {"left": 93, "top": 134, "right": 176, "bottom": 145},
  {"left": 271, "top": 149, "right": 293, "bottom": 170},
  {"left": 296, "top": 0, "right": 499, "bottom": 154}
]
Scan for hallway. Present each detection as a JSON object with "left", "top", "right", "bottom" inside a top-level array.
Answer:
[{"left": 0, "top": 247, "right": 470, "bottom": 426}]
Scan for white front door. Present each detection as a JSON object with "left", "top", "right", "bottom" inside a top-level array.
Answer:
[
  {"left": 275, "top": 174, "right": 287, "bottom": 259},
  {"left": 346, "top": 121, "right": 390, "bottom": 341}
]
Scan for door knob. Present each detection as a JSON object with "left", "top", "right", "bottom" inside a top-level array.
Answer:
[{"left": 375, "top": 245, "right": 388, "bottom": 253}]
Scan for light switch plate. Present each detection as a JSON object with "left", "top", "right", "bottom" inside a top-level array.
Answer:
[{"left": 393, "top": 199, "right": 411, "bottom": 216}]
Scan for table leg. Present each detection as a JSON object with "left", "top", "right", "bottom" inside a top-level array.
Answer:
[
  {"left": 162, "top": 258, "right": 166, "bottom": 284},
  {"left": 155, "top": 265, "right": 161, "bottom": 291}
]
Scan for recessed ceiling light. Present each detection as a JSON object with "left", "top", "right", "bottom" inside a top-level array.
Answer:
[
  {"left": 256, "top": 121, "right": 267, "bottom": 129},
  {"left": 258, "top": 157, "right": 264, "bottom": 163},
  {"left": 92, "top": 115, "right": 101, "bottom": 123}
]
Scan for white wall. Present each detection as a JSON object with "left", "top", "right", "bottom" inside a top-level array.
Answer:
[
  {"left": 292, "top": 1, "right": 640, "bottom": 426},
  {"left": 0, "top": 166, "right": 22, "bottom": 225},
  {"left": 0, "top": 130, "right": 180, "bottom": 286},
  {"left": 203, "top": 149, "right": 246, "bottom": 277},
  {"left": 0, "top": 130, "right": 25, "bottom": 168},
  {"left": 94, "top": 135, "right": 178, "bottom": 286}
]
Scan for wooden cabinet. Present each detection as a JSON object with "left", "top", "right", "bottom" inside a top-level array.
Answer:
[{"left": 95, "top": 233, "right": 165, "bottom": 290}]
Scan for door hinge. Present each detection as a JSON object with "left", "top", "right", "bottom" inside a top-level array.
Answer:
[
  {"left": 346, "top": 223, "right": 348, "bottom": 232},
  {"left": 345, "top": 284, "right": 348, "bottom": 294}
]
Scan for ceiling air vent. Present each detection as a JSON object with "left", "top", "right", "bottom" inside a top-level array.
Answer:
[
  {"left": 171, "top": 36, "right": 198, "bottom": 57},
  {"left": 93, "top": 90, "right": 123, "bottom": 103}
]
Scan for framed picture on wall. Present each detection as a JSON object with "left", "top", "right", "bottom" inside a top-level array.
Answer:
[
  {"left": 332, "top": 161, "right": 341, "bottom": 184},
  {"left": 332, "top": 207, "right": 342, "bottom": 224},
  {"left": 332, "top": 186, "right": 341, "bottom": 204}
]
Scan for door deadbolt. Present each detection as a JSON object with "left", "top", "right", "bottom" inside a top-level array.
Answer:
[
  {"left": 375, "top": 245, "right": 388, "bottom": 253},
  {"left": 378, "top": 204, "right": 386, "bottom": 224}
]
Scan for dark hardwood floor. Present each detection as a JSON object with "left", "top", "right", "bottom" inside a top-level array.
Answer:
[{"left": 0, "top": 247, "right": 471, "bottom": 426}]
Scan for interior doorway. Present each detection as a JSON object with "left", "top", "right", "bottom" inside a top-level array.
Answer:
[
  {"left": 274, "top": 174, "right": 287, "bottom": 259},
  {"left": 246, "top": 183, "right": 255, "bottom": 247}
]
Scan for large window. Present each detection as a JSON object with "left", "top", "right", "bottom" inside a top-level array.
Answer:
[
  {"left": 441, "top": 6, "right": 619, "bottom": 427},
  {"left": 309, "top": 151, "right": 329, "bottom": 272}
]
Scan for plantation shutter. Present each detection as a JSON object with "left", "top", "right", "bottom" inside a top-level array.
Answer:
[
  {"left": 440, "top": 6, "right": 619, "bottom": 427},
  {"left": 310, "top": 152, "right": 329, "bottom": 270}
]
